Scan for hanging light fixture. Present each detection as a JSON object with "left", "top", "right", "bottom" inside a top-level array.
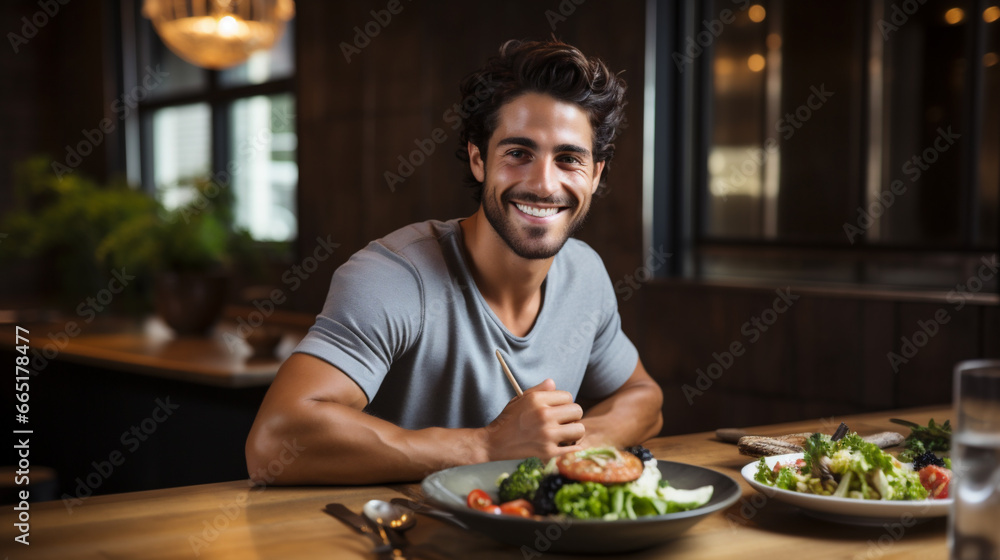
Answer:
[{"left": 143, "top": 0, "right": 295, "bottom": 70}]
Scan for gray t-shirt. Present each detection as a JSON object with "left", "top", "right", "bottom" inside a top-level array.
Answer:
[{"left": 294, "top": 218, "right": 638, "bottom": 430}]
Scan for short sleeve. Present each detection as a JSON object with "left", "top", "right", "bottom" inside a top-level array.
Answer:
[{"left": 292, "top": 242, "right": 423, "bottom": 402}]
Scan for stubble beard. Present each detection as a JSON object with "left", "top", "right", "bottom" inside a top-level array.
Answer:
[{"left": 481, "top": 183, "right": 590, "bottom": 260}]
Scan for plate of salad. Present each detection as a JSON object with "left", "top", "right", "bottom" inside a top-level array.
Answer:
[
  {"left": 421, "top": 446, "right": 741, "bottom": 553},
  {"left": 742, "top": 430, "right": 952, "bottom": 525}
]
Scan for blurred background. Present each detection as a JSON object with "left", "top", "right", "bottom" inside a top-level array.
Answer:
[{"left": 0, "top": 0, "right": 997, "bottom": 498}]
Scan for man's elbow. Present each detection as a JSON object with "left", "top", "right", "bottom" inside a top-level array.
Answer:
[{"left": 245, "top": 417, "right": 306, "bottom": 486}]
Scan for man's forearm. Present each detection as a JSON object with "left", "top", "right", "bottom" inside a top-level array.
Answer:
[
  {"left": 578, "top": 363, "right": 663, "bottom": 449},
  {"left": 246, "top": 401, "right": 490, "bottom": 485}
]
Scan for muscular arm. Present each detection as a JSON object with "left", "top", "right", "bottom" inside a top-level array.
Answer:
[
  {"left": 245, "top": 353, "right": 586, "bottom": 485},
  {"left": 577, "top": 359, "right": 663, "bottom": 449}
]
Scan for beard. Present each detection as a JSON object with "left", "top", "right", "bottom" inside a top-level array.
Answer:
[{"left": 481, "top": 183, "right": 591, "bottom": 260}]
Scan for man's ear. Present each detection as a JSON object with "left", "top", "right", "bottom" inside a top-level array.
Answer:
[
  {"left": 468, "top": 142, "right": 485, "bottom": 183},
  {"left": 591, "top": 160, "right": 606, "bottom": 192}
]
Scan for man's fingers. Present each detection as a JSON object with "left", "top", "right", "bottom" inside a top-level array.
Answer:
[
  {"left": 558, "top": 421, "right": 586, "bottom": 445},
  {"left": 544, "top": 402, "right": 583, "bottom": 424}
]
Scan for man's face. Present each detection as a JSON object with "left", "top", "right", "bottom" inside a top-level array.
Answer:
[{"left": 468, "top": 92, "right": 605, "bottom": 260}]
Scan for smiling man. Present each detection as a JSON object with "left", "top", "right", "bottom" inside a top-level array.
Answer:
[{"left": 246, "top": 39, "right": 663, "bottom": 485}]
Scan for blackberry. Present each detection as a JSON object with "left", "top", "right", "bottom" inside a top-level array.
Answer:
[
  {"left": 912, "top": 451, "right": 945, "bottom": 470},
  {"left": 625, "top": 445, "right": 654, "bottom": 462},
  {"left": 531, "top": 474, "right": 568, "bottom": 516}
]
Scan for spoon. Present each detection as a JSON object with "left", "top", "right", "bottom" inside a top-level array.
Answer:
[{"left": 363, "top": 499, "right": 417, "bottom": 532}]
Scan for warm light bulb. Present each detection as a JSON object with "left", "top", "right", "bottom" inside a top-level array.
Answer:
[
  {"left": 984, "top": 6, "right": 1000, "bottom": 22},
  {"left": 985, "top": 52, "right": 999, "bottom": 67},
  {"left": 945, "top": 7, "right": 965, "bottom": 24},
  {"left": 747, "top": 54, "right": 766, "bottom": 72},
  {"left": 748, "top": 5, "right": 766, "bottom": 22},
  {"left": 217, "top": 15, "right": 239, "bottom": 37},
  {"left": 143, "top": 0, "right": 294, "bottom": 69}
]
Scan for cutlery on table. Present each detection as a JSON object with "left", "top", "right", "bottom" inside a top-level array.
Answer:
[
  {"left": 324, "top": 503, "right": 406, "bottom": 559},
  {"left": 389, "top": 497, "right": 469, "bottom": 530}
]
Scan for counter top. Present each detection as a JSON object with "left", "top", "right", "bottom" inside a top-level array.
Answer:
[{"left": 10, "top": 314, "right": 304, "bottom": 387}]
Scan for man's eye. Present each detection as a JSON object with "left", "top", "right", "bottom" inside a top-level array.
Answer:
[
  {"left": 559, "top": 155, "right": 583, "bottom": 164},
  {"left": 507, "top": 149, "right": 526, "bottom": 158}
]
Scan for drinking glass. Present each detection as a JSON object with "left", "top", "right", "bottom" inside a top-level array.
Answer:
[{"left": 949, "top": 359, "right": 1000, "bottom": 560}]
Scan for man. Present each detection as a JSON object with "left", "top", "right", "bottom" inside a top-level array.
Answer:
[{"left": 246, "top": 39, "right": 662, "bottom": 485}]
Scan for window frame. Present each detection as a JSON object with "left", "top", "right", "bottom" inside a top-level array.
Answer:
[
  {"left": 117, "top": 0, "right": 296, "bottom": 236},
  {"left": 653, "top": 0, "right": 1000, "bottom": 295}
]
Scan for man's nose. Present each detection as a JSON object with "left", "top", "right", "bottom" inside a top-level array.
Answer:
[{"left": 526, "top": 159, "right": 560, "bottom": 197}]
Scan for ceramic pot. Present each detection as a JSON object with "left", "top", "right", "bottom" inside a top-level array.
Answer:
[{"left": 153, "top": 270, "right": 229, "bottom": 336}]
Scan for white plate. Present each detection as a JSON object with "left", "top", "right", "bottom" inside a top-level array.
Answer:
[{"left": 741, "top": 453, "right": 951, "bottom": 526}]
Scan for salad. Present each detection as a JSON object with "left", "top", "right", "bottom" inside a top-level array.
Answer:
[
  {"left": 753, "top": 430, "right": 951, "bottom": 500},
  {"left": 465, "top": 446, "right": 714, "bottom": 520},
  {"left": 890, "top": 417, "right": 952, "bottom": 462}
]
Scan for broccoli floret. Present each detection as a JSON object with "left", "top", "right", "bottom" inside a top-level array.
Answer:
[
  {"left": 497, "top": 457, "right": 545, "bottom": 503},
  {"left": 531, "top": 474, "right": 568, "bottom": 515}
]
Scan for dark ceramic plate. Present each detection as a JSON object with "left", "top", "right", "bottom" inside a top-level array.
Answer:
[{"left": 420, "top": 459, "right": 741, "bottom": 554}]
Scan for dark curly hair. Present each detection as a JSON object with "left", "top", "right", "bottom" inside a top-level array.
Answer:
[{"left": 456, "top": 39, "right": 627, "bottom": 201}]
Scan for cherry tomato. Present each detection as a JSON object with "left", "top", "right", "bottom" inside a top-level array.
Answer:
[
  {"left": 919, "top": 465, "right": 951, "bottom": 499},
  {"left": 499, "top": 499, "right": 534, "bottom": 518},
  {"left": 467, "top": 489, "right": 501, "bottom": 514}
]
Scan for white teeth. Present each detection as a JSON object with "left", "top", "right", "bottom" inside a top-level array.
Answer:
[{"left": 515, "top": 203, "right": 559, "bottom": 218}]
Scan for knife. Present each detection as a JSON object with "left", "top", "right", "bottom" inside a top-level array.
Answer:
[{"left": 324, "top": 503, "right": 399, "bottom": 559}]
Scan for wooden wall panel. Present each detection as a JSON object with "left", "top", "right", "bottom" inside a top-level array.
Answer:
[
  {"left": 859, "top": 300, "right": 896, "bottom": 409},
  {"left": 982, "top": 305, "right": 1000, "bottom": 359},
  {"left": 789, "top": 296, "right": 863, "bottom": 405},
  {"left": 894, "top": 302, "right": 980, "bottom": 407},
  {"left": 736, "top": 289, "right": 795, "bottom": 397},
  {"left": 639, "top": 281, "right": 994, "bottom": 436}
]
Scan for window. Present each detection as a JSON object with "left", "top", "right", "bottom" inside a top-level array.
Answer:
[
  {"left": 120, "top": 1, "right": 297, "bottom": 243},
  {"left": 658, "top": 0, "right": 999, "bottom": 292}
]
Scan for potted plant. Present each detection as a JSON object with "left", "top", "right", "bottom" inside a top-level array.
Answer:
[
  {"left": 1, "top": 157, "right": 259, "bottom": 336},
  {"left": 0, "top": 157, "right": 157, "bottom": 313},
  {"left": 97, "top": 177, "right": 259, "bottom": 336}
]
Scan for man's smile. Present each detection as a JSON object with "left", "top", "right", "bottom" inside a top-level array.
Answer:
[{"left": 513, "top": 202, "right": 563, "bottom": 219}]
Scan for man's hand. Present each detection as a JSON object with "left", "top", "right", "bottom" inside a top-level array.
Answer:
[{"left": 482, "top": 378, "right": 585, "bottom": 461}]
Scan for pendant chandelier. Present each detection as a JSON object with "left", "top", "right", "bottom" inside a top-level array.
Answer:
[{"left": 143, "top": 0, "right": 295, "bottom": 70}]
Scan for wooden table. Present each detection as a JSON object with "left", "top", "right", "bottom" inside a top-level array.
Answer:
[{"left": 0, "top": 405, "right": 954, "bottom": 559}]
